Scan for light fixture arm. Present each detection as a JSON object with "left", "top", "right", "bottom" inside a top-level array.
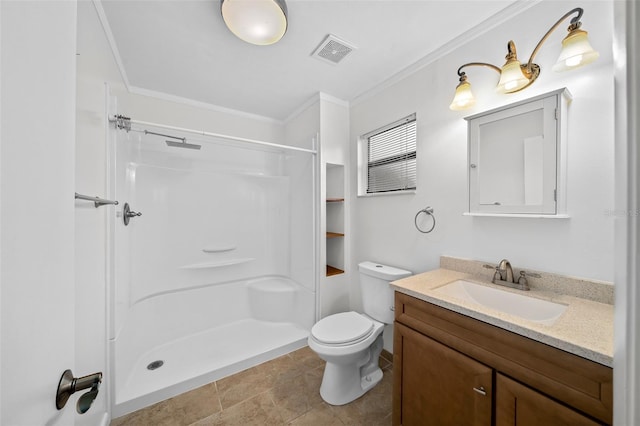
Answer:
[
  {"left": 456, "top": 62, "right": 502, "bottom": 78},
  {"left": 525, "top": 7, "right": 583, "bottom": 72}
]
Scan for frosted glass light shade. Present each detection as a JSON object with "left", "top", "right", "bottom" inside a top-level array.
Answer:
[
  {"left": 449, "top": 80, "right": 476, "bottom": 110},
  {"left": 496, "top": 59, "right": 530, "bottom": 93},
  {"left": 221, "top": 0, "right": 288, "bottom": 46},
  {"left": 552, "top": 28, "right": 599, "bottom": 72}
]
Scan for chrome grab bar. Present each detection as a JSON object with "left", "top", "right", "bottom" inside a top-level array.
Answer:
[{"left": 75, "top": 193, "right": 119, "bottom": 208}]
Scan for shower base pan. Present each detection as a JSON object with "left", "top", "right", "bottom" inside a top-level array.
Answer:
[{"left": 112, "top": 318, "right": 309, "bottom": 418}]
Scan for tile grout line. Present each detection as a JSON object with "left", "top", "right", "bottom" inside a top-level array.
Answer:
[{"left": 213, "top": 380, "right": 223, "bottom": 414}]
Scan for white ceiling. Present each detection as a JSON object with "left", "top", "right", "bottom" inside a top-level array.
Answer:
[{"left": 99, "top": 0, "right": 521, "bottom": 121}]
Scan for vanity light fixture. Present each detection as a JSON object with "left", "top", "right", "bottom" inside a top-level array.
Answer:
[
  {"left": 449, "top": 7, "right": 599, "bottom": 111},
  {"left": 220, "top": 0, "right": 288, "bottom": 46}
]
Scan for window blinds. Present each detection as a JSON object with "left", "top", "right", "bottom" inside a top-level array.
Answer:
[{"left": 366, "top": 114, "right": 417, "bottom": 194}]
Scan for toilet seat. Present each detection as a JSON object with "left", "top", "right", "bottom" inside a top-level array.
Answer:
[{"left": 311, "top": 312, "right": 374, "bottom": 346}]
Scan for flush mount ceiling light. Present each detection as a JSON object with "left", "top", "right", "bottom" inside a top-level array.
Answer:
[
  {"left": 220, "top": 0, "right": 288, "bottom": 46},
  {"left": 449, "top": 7, "right": 599, "bottom": 111}
]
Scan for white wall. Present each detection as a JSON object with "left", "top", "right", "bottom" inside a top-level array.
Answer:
[
  {"left": 284, "top": 98, "right": 320, "bottom": 149},
  {"left": 613, "top": 1, "right": 640, "bottom": 424},
  {"left": 320, "top": 96, "right": 350, "bottom": 166},
  {"left": 349, "top": 1, "right": 614, "bottom": 350},
  {"left": 1, "top": 1, "right": 77, "bottom": 424}
]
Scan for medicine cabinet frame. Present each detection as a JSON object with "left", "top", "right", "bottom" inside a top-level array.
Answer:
[{"left": 464, "top": 88, "right": 571, "bottom": 217}]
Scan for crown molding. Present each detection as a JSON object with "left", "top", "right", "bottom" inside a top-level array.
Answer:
[
  {"left": 319, "top": 92, "right": 349, "bottom": 108},
  {"left": 283, "top": 93, "right": 322, "bottom": 124},
  {"left": 283, "top": 92, "right": 349, "bottom": 125}
]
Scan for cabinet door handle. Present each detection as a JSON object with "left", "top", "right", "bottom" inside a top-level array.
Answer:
[{"left": 473, "top": 386, "right": 487, "bottom": 396}]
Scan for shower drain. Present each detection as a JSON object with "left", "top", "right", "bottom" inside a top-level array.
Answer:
[{"left": 147, "top": 360, "right": 164, "bottom": 371}]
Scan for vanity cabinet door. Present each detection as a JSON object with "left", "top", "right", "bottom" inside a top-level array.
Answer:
[
  {"left": 394, "top": 323, "right": 492, "bottom": 426},
  {"left": 496, "top": 373, "right": 603, "bottom": 426}
]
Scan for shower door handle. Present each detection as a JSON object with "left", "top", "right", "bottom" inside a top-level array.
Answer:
[{"left": 123, "top": 202, "right": 142, "bottom": 226}]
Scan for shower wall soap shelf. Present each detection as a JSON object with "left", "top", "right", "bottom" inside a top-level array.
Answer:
[
  {"left": 180, "top": 258, "right": 255, "bottom": 269},
  {"left": 202, "top": 245, "right": 237, "bottom": 253}
]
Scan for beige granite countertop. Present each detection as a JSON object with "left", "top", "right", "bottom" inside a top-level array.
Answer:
[{"left": 391, "top": 268, "right": 614, "bottom": 367}]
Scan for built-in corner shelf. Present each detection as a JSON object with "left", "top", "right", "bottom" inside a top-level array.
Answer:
[
  {"left": 325, "top": 163, "right": 345, "bottom": 278},
  {"left": 326, "top": 265, "right": 344, "bottom": 277},
  {"left": 326, "top": 198, "right": 344, "bottom": 240}
]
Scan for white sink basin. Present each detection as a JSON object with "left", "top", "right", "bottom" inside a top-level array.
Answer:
[{"left": 435, "top": 280, "right": 567, "bottom": 326}]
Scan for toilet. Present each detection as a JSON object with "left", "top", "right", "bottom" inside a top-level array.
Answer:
[{"left": 308, "top": 261, "right": 411, "bottom": 405}]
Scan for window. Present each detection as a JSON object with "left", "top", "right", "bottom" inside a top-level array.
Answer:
[{"left": 361, "top": 113, "right": 417, "bottom": 195}]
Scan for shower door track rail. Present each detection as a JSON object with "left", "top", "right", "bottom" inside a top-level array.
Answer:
[{"left": 111, "top": 115, "right": 317, "bottom": 155}]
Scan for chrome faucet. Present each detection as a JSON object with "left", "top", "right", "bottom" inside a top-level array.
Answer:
[
  {"left": 483, "top": 259, "right": 530, "bottom": 291},
  {"left": 496, "top": 259, "right": 514, "bottom": 283}
]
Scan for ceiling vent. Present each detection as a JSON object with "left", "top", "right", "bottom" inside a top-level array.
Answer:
[{"left": 311, "top": 34, "right": 356, "bottom": 65}]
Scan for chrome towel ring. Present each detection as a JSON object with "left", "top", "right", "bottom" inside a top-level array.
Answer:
[{"left": 415, "top": 206, "right": 436, "bottom": 233}]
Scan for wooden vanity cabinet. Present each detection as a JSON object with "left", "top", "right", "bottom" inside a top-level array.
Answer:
[
  {"left": 395, "top": 323, "right": 492, "bottom": 426},
  {"left": 393, "top": 292, "right": 613, "bottom": 426},
  {"left": 496, "top": 373, "right": 601, "bottom": 426}
]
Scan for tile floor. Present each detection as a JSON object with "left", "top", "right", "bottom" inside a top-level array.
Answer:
[{"left": 111, "top": 346, "right": 393, "bottom": 426}]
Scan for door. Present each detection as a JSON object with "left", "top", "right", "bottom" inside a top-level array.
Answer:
[
  {"left": 495, "top": 373, "right": 603, "bottom": 426},
  {"left": 394, "top": 323, "right": 492, "bottom": 426},
  {"left": 1, "top": 1, "right": 78, "bottom": 424}
]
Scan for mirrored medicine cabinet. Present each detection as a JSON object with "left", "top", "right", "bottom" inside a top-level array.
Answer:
[{"left": 465, "top": 88, "right": 571, "bottom": 217}]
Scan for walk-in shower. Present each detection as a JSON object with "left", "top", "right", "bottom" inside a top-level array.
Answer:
[{"left": 108, "top": 116, "right": 317, "bottom": 417}]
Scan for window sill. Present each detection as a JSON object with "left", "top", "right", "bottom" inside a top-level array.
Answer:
[{"left": 357, "top": 190, "right": 416, "bottom": 198}]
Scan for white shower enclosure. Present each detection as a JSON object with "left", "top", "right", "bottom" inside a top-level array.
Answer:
[{"left": 108, "top": 117, "right": 317, "bottom": 417}]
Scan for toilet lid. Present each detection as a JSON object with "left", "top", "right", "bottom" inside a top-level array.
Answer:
[{"left": 311, "top": 312, "right": 374, "bottom": 345}]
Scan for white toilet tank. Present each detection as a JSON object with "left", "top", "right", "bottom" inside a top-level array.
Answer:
[{"left": 359, "top": 261, "right": 412, "bottom": 324}]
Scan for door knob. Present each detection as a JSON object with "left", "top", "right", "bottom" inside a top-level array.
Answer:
[{"left": 56, "top": 369, "right": 102, "bottom": 413}]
